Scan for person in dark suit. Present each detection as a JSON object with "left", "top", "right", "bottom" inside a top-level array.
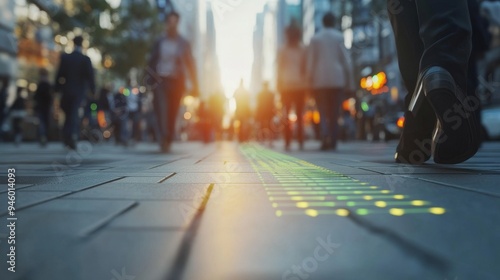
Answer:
[
  {"left": 34, "top": 68, "right": 52, "bottom": 147},
  {"left": 54, "top": 35, "right": 95, "bottom": 150},
  {"left": 389, "top": 0, "right": 480, "bottom": 164}
]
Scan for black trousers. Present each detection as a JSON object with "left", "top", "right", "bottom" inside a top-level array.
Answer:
[
  {"left": 153, "top": 77, "right": 184, "bottom": 143},
  {"left": 282, "top": 90, "right": 305, "bottom": 146},
  {"left": 61, "top": 94, "right": 83, "bottom": 144},
  {"left": 388, "top": 0, "right": 472, "bottom": 104},
  {"left": 388, "top": 0, "right": 474, "bottom": 151}
]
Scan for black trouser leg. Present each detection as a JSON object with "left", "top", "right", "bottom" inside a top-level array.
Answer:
[
  {"left": 417, "top": 0, "right": 472, "bottom": 92},
  {"left": 167, "top": 84, "right": 183, "bottom": 143},
  {"left": 282, "top": 92, "right": 292, "bottom": 146}
]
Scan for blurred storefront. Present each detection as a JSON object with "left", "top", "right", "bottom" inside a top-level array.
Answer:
[{"left": 0, "top": 0, "right": 18, "bottom": 105}]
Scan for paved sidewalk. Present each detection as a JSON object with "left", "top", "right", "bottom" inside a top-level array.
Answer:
[{"left": 0, "top": 140, "right": 499, "bottom": 280}]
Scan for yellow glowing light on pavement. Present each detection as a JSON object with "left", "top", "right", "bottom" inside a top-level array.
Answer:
[
  {"left": 336, "top": 209, "right": 350, "bottom": 217},
  {"left": 411, "top": 200, "right": 426, "bottom": 206},
  {"left": 272, "top": 203, "right": 278, "bottom": 208},
  {"left": 296, "top": 202, "right": 309, "bottom": 208},
  {"left": 389, "top": 208, "right": 405, "bottom": 216},
  {"left": 381, "top": 190, "right": 390, "bottom": 194},
  {"left": 394, "top": 195, "right": 405, "bottom": 200},
  {"left": 305, "top": 209, "right": 319, "bottom": 217},
  {"left": 276, "top": 210, "right": 283, "bottom": 217},
  {"left": 375, "top": 201, "right": 387, "bottom": 208},
  {"left": 370, "top": 186, "right": 378, "bottom": 189},
  {"left": 363, "top": 195, "right": 373, "bottom": 200},
  {"left": 429, "top": 207, "right": 446, "bottom": 215}
]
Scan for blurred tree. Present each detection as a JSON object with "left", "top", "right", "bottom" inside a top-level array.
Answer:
[
  {"left": 46, "top": 0, "right": 162, "bottom": 78},
  {"left": 102, "top": 0, "right": 163, "bottom": 77}
]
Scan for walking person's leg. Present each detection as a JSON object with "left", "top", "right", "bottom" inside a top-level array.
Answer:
[
  {"left": 405, "top": 0, "right": 478, "bottom": 164},
  {"left": 315, "top": 90, "right": 330, "bottom": 150},
  {"left": 38, "top": 110, "right": 49, "bottom": 146},
  {"left": 68, "top": 101, "right": 81, "bottom": 149},
  {"left": 153, "top": 79, "right": 169, "bottom": 151},
  {"left": 294, "top": 91, "right": 305, "bottom": 149},
  {"left": 167, "top": 80, "right": 184, "bottom": 145},
  {"left": 389, "top": 0, "right": 436, "bottom": 164},
  {"left": 329, "top": 90, "right": 342, "bottom": 150},
  {"left": 282, "top": 92, "right": 293, "bottom": 149}
]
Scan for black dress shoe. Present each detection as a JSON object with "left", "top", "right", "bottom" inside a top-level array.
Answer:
[
  {"left": 394, "top": 109, "right": 435, "bottom": 164},
  {"left": 408, "top": 66, "right": 480, "bottom": 164}
]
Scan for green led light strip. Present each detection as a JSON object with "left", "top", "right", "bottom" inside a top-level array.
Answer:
[{"left": 241, "top": 144, "right": 446, "bottom": 217}]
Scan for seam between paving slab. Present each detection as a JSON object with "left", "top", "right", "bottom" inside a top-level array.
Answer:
[
  {"left": 409, "top": 176, "right": 500, "bottom": 199},
  {"left": 165, "top": 183, "right": 215, "bottom": 280},
  {"left": 0, "top": 177, "right": 125, "bottom": 217}
]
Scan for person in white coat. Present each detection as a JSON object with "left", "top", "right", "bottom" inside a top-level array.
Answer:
[{"left": 306, "top": 12, "right": 354, "bottom": 150}]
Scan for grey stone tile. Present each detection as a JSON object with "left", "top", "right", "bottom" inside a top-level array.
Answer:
[
  {"left": 17, "top": 175, "right": 122, "bottom": 192},
  {"left": 0, "top": 191, "right": 70, "bottom": 216},
  {"left": 117, "top": 175, "right": 174, "bottom": 183},
  {"left": 66, "top": 183, "right": 209, "bottom": 200},
  {"left": 108, "top": 201, "right": 199, "bottom": 229},
  {"left": 167, "top": 172, "right": 277, "bottom": 184},
  {"left": 0, "top": 228, "right": 183, "bottom": 280}
]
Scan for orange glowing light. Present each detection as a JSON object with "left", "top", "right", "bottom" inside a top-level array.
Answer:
[
  {"left": 312, "top": 111, "right": 321, "bottom": 124},
  {"left": 97, "top": 110, "right": 107, "bottom": 128},
  {"left": 397, "top": 116, "right": 405, "bottom": 128},
  {"left": 360, "top": 77, "right": 367, "bottom": 89},
  {"left": 184, "top": 112, "right": 192, "bottom": 120},
  {"left": 342, "top": 99, "right": 351, "bottom": 111}
]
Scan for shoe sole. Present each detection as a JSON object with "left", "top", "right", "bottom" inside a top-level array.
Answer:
[{"left": 410, "top": 67, "right": 479, "bottom": 164}]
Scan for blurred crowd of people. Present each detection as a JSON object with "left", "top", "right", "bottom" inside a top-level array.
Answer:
[{"left": 1, "top": 1, "right": 499, "bottom": 161}]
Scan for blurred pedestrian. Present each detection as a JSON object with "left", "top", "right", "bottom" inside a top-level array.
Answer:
[
  {"left": 55, "top": 35, "right": 96, "bottom": 150},
  {"left": 256, "top": 81, "right": 275, "bottom": 147},
  {"left": 34, "top": 68, "right": 52, "bottom": 147},
  {"left": 124, "top": 78, "right": 142, "bottom": 144},
  {"left": 389, "top": 0, "right": 480, "bottom": 164},
  {"left": 278, "top": 21, "right": 307, "bottom": 150},
  {"left": 208, "top": 92, "right": 226, "bottom": 141},
  {"left": 234, "top": 79, "right": 251, "bottom": 142},
  {"left": 146, "top": 11, "right": 199, "bottom": 153},
  {"left": 306, "top": 13, "right": 354, "bottom": 151},
  {"left": 9, "top": 87, "right": 27, "bottom": 145},
  {"left": 198, "top": 101, "right": 211, "bottom": 143},
  {"left": 112, "top": 88, "right": 129, "bottom": 146}
]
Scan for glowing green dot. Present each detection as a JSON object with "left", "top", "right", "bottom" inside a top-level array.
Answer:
[{"left": 356, "top": 209, "right": 369, "bottom": 215}]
